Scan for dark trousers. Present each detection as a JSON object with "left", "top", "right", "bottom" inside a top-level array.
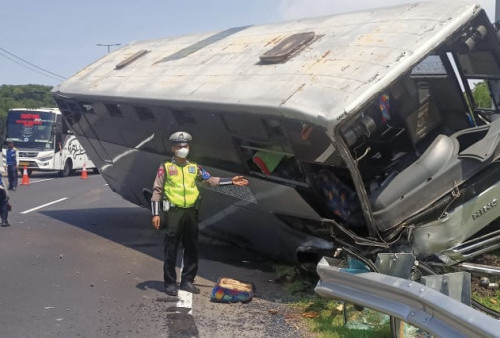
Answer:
[
  {"left": 0, "top": 199, "right": 7, "bottom": 223},
  {"left": 163, "top": 207, "right": 199, "bottom": 286},
  {"left": 7, "top": 165, "right": 17, "bottom": 189}
]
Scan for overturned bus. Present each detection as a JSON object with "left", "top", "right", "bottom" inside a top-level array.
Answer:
[{"left": 52, "top": 0, "right": 500, "bottom": 312}]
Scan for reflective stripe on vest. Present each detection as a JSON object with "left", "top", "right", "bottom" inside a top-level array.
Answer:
[
  {"left": 6, "top": 148, "right": 17, "bottom": 165},
  {"left": 163, "top": 161, "right": 199, "bottom": 208}
]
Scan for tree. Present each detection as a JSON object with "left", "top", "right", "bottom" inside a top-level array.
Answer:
[{"left": 471, "top": 81, "right": 492, "bottom": 109}]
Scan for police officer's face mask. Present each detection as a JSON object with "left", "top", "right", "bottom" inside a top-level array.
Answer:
[{"left": 175, "top": 147, "right": 189, "bottom": 158}]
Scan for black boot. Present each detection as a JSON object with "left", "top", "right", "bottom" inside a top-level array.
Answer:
[
  {"left": 165, "top": 283, "right": 178, "bottom": 296},
  {"left": 180, "top": 281, "right": 200, "bottom": 294}
]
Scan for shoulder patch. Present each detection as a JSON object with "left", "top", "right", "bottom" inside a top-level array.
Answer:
[
  {"left": 157, "top": 167, "right": 165, "bottom": 177},
  {"left": 198, "top": 165, "right": 211, "bottom": 180}
]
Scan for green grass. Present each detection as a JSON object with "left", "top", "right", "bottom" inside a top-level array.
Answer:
[
  {"left": 473, "top": 289, "right": 500, "bottom": 311},
  {"left": 276, "top": 262, "right": 500, "bottom": 337},
  {"left": 274, "top": 264, "right": 392, "bottom": 337},
  {"left": 471, "top": 250, "right": 500, "bottom": 312},
  {"left": 294, "top": 297, "right": 392, "bottom": 338}
]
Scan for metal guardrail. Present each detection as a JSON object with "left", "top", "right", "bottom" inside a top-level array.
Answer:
[{"left": 314, "top": 257, "right": 500, "bottom": 338}]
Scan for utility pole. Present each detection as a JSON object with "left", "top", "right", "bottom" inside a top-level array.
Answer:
[{"left": 96, "top": 43, "right": 121, "bottom": 53}]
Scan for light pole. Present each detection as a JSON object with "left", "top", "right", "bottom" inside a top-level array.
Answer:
[{"left": 96, "top": 43, "right": 121, "bottom": 53}]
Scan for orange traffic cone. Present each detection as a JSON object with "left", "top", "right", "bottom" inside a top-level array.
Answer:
[
  {"left": 81, "top": 162, "right": 88, "bottom": 180},
  {"left": 21, "top": 166, "right": 30, "bottom": 185}
]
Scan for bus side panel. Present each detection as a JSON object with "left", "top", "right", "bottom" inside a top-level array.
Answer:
[
  {"left": 53, "top": 142, "right": 63, "bottom": 171},
  {"left": 61, "top": 135, "right": 96, "bottom": 170}
]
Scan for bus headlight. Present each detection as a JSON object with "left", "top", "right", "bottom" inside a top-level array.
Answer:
[{"left": 39, "top": 156, "right": 53, "bottom": 162}]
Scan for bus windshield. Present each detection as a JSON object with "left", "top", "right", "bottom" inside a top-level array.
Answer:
[{"left": 6, "top": 111, "right": 55, "bottom": 150}]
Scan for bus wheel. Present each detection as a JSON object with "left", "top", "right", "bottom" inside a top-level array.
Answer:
[{"left": 61, "top": 160, "right": 73, "bottom": 177}]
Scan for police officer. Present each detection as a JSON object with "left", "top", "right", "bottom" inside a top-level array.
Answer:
[
  {"left": 6, "top": 141, "right": 18, "bottom": 191},
  {"left": 151, "top": 131, "right": 249, "bottom": 296}
]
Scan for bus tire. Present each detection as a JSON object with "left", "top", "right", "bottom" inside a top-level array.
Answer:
[{"left": 61, "top": 159, "right": 73, "bottom": 177}]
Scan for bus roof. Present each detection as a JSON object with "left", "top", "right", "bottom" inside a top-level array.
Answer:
[{"left": 53, "top": 1, "right": 482, "bottom": 129}]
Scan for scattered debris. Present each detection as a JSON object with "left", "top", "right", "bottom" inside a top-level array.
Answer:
[
  {"left": 331, "top": 303, "right": 344, "bottom": 315},
  {"left": 210, "top": 277, "right": 253, "bottom": 303},
  {"left": 302, "top": 311, "right": 320, "bottom": 318},
  {"left": 479, "top": 277, "right": 499, "bottom": 290}
]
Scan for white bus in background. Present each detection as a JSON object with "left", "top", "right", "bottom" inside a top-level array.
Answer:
[{"left": 2, "top": 107, "right": 96, "bottom": 176}]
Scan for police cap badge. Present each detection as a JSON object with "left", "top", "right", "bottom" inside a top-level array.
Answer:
[{"left": 169, "top": 131, "right": 192, "bottom": 146}]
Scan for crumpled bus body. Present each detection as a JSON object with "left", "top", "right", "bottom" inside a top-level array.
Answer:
[{"left": 52, "top": 1, "right": 500, "bottom": 276}]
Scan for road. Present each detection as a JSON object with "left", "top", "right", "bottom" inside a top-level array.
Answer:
[{"left": 0, "top": 172, "right": 308, "bottom": 337}]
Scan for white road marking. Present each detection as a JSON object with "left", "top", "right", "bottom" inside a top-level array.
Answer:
[
  {"left": 176, "top": 255, "right": 193, "bottom": 315},
  {"left": 176, "top": 290, "right": 193, "bottom": 315},
  {"left": 29, "top": 178, "right": 54, "bottom": 184},
  {"left": 20, "top": 197, "right": 68, "bottom": 214}
]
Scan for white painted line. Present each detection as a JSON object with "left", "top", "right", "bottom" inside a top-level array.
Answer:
[
  {"left": 176, "top": 290, "right": 193, "bottom": 315},
  {"left": 20, "top": 197, "right": 68, "bottom": 214},
  {"left": 29, "top": 178, "right": 54, "bottom": 184},
  {"left": 176, "top": 254, "right": 193, "bottom": 315}
]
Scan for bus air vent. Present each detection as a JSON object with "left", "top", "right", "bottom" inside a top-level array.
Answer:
[
  {"left": 115, "top": 49, "right": 150, "bottom": 70},
  {"left": 260, "top": 32, "right": 315, "bottom": 64}
]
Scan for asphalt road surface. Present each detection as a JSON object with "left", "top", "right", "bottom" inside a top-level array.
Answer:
[{"left": 0, "top": 172, "right": 309, "bottom": 337}]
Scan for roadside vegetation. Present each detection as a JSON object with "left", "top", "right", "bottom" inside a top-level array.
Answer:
[
  {"left": 275, "top": 265, "right": 391, "bottom": 337},
  {"left": 276, "top": 256, "right": 500, "bottom": 337},
  {"left": 0, "top": 84, "right": 55, "bottom": 140},
  {"left": 474, "top": 286, "right": 500, "bottom": 312},
  {"left": 471, "top": 253, "right": 500, "bottom": 313}
]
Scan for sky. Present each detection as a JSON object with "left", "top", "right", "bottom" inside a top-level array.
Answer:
[{"left": 0, "top": 0, "right": 496, "bottom": 86}]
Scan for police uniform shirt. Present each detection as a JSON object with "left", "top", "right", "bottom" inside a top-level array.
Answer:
[{"left": 150, "top": 158, "right": 232, "bottom": 216}]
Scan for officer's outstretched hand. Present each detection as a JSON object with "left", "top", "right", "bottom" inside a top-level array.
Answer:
[
  {"left": 232, "top": 175, "right": 249, "bottom": 186},
  {"left": 152, "top": 215, "right": 161, "bottom": 230}
]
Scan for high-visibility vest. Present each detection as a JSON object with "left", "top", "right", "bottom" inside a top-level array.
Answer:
[{"left": 163, "top": 161, "right": 199, "bottom": 208}]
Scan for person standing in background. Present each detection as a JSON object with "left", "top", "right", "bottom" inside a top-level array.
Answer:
[{"left": 6, "top": 141, "right": 18, "bottom": 191}]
